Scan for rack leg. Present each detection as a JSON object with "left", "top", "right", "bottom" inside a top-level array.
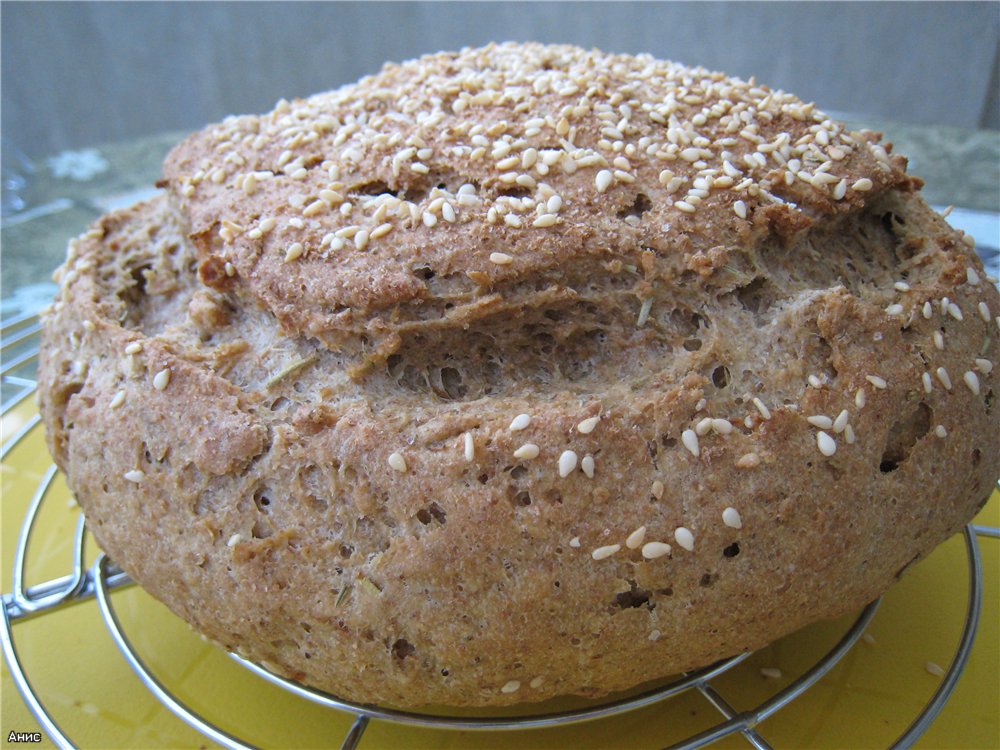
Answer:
[{"left": 340, "top": 714, "right": 370, "bottom": 750}]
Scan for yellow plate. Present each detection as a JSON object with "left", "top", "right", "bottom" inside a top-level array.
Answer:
[{"left": 3, "top": 394, "right": 998, "bottom": 749}]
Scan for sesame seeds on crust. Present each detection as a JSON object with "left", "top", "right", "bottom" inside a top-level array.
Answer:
[{"left": 162, "top": 42, "right": 906, "bottom": 354}]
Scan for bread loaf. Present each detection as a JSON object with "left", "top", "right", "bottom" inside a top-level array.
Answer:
[{"left": 39, "top": 42, "right": 999, "bottom": 707}]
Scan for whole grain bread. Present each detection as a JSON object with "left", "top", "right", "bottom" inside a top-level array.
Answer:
[{"left": 39, "top": 42, "right": 999, "bottom": 707}]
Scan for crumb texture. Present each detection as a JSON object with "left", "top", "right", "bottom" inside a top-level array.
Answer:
[{"left": 39, "top": 43, "right": 1000, "bottom": 707}]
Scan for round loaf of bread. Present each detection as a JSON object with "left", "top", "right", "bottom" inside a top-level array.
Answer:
[{"left": 39, "top": 42, "right": 999, "bottom": 708}]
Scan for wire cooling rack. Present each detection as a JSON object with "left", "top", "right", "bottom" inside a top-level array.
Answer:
[{"left": 1, "top": 310, "right": 995, "bottom": 750}]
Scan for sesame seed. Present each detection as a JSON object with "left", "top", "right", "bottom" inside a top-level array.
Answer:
[
  {"left": 110, "top": 390, "right": 126, "bottom": 409},
  {"left": 578, "top": 416, "right": 600, "bottom": 434},
  {"left": 712, "top": 418, "right": 734, "bottom": 435},
  {"left": 933, "top": 331, "right": 945, "bottom": 351},
  {"left": 558, "top": 450, "right": 578, "bottom": 478},
  {"left": 733, "top": 200, "right": 747, "bottom": 219},
  {"left": 975, "top": 358, "right": 993, "bottom": 374},
  {"left": 546, "top": 195, "right": 563, "bottom": 213},
  {"left": 866, "top": 375, "right": 887, "bottom": 390},
  {"left": 495, "top": 155, "right": 519, "bottom": 171},
  {"left": 681, "top": 429, "right": 700, "bottom": 457},
  {"left": 637, "top": 298, "right": 653, "bottom": 327},
  {"left": 807, "top": 415, "right": 833, "bottom": 430},
  {"left": 501, "top": 680, "right": 521, "bottom": 694},
  {"left": 811, "top": 171, "right": 839, "bottom": 187},
  {"left": 125, "top": 342, "right": 142, "bottom": 355},
  {"left": 833, "top": 179, "right": 847, "bottom": 200},
  {"left": 302, "top": 199, "right": 326, "bottom": 217},
  {"left": 651, "top": 480, "right": 665, "bottom": 499},
  {"left": 885, "top": 304, "right": 904, "bottom": 316},
  {"left": 595, "top": 170, "right": 613, "bottom": 193},
  {"left": 152, "top": 368, "right": 171, "bottom": 391},
  {"left": 284, "top": 242, "right": 304, "bottom": 262},
  {"left": 388, "top": 452, "right": 407, "bottom": 473},
  {"left": 591, "top": 544, "right": 620, "bottom": 560},
  {"left": 966, "top": 268, "right": 980, "bottom": 285},
  {"left": 833, "top": 409, "right": 850, "bottom": 433},
  {"left": 947, "top": 303, "right": 964, "bottom": 321},
  {"left": 978, "top": 302, "right": 991, "bottom": 322},
  {"left": 855, "top": 388, "right": 867, "bottom": 409},
  {"left": 936, "top": 367, "right": 953, "bottom": 390},
  {"left": 674, "top": 200, "right": 696, "bottom": 213},
  {"left": 641, "top": 541, "right": 671, "bottom": 559},
  {"left": 923, "top": 301, "right": 933, "bottom": 319},
  {"left": 532, "top": 212, "right": 559, "bottom": 228},
  {"left": 513, "top": 443, "right": 540, "bottom": 460},
  {"left": 695, "top": 417, "right": 713, "bottom": 436},
  {"left": 925, "top": 662, "right": 946, "bottom": 678},
  {"left": 370, "top": 223, "right": 392, "bottom": 240},
  {"left": 935, "top": 425, "right": 948, "bottom": 438},
  {"left": 817, "top": 431, "right": 837, "bottom": 457},
  {"left": 569, "top": 536, "right": 581, "bottom": 548},
  {"left": 852, "top": 178, "right": 873, "bottom": 191},
  {"left": 753, "top": 397, "right": 772, "bottom": 420},
  {"left": 808, "top": 374, "right": 824, "bottom": 389},
  {"left": 509, "top": 413, "right": 531, "bottom": 431},
  {"left": 354, "top": 229, "right": 370, "bottom": 251},
  {"left": 963, "top": 371, "right": 981, "bottom": 396},
  {"left": 463, "top": 433, "right": 475, "bottom": 462},
  {"left": 673, "top": 527, "right": 695, "bottom": 551},
  {"left": 722, "top": 507, "right": 743, "bottom": 529},
  {"left": 626, "top": 526, "right": 647, "bottom": 549},
  {"left": 736, "top": 452, "right": 760, "bottom": 469},
  {"left": 489, "top": 252, "right": 514, "bottom": 265},
  {"left": 894, "top": 281, "right": 911, "bottom": 292},
  {"left": 529, "top": 676, "right": 544, "bottom": 689},
  {"left": 123, "top": 470, "right": 145, "bottom": 483},
  {"left": 921, "top": 372, "right": 933, "bottom": 394},
  {"left": 227, "top": 533, "right": 243, "bottom": 547},
  {"left": 844, "top": 424, "right": 856, "bottom": 444}
]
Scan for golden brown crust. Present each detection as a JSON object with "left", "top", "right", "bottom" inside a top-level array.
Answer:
[{"left": 39, "top": 43, "right": 1000, "bottom": 707}]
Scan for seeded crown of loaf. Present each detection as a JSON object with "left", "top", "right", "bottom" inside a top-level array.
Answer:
[{"left": 39, "top": 42, "right": 999, "bottom": 707}]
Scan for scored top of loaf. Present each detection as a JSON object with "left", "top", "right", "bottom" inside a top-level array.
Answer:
[{"left": 161, "top": 42, "right": 914, "bottom": 364}]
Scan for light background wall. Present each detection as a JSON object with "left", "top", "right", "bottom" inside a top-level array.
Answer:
[{"left": 3, "top": 1, "right": 999, "bottom": 162}]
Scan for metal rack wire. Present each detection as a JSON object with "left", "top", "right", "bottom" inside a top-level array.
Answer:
[{"left": 1, "top": 312, "right": 993, "bottom": 750}]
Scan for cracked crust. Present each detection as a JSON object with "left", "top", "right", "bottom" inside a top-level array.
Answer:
[{"left": 39, "top": 43, "right": 999, "bottom": 707}]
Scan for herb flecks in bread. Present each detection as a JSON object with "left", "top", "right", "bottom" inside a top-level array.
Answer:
[{"left": 40, "top": 43, "right": 999, "bottom": 708}]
